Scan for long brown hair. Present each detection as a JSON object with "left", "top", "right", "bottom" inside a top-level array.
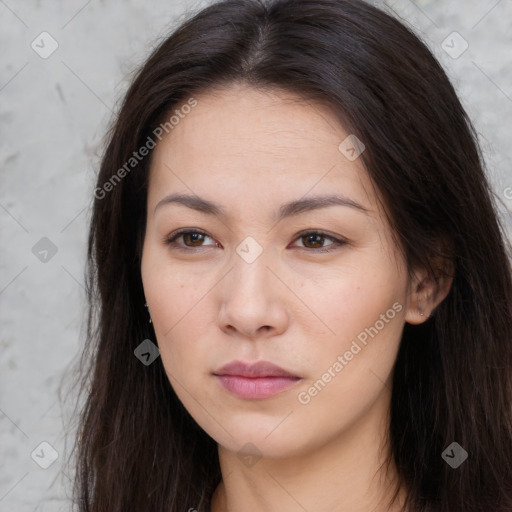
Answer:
[{"left": 68, "top": 0, "right": 512, "bottom": 510}]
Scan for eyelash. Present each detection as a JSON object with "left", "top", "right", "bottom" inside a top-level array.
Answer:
[{"left": 163, "top": 228, "right": 347, "bottom": 253}]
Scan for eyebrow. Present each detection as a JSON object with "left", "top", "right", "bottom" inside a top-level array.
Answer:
[{"left": 154, "top": 192, "right": 370, "bottom": 221}]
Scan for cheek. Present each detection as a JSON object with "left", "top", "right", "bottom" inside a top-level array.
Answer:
[
  {"left": 142, "top": 259, "right": 215, "bottom": 381},
  {"left": 297, "top": 254, "right": 406, "bottom": 383},
  {"left": 290, "top": 281, "right": 405, "bottom": 445}
]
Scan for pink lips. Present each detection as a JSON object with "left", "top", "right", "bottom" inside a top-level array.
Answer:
[{"left": 213, "top": 360, "right": 301, "bottom": 399}]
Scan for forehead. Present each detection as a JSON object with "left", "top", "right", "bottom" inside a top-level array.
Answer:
[{"left": 147, "top": 83, "right": 380, "bottom": 219}]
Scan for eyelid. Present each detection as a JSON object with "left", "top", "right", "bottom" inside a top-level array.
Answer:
[{"left": 163, "top": 228, "right": 347, "bottom": 253}]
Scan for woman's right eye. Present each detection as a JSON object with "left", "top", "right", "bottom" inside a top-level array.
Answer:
[{"left": 164, "top": 229, "right": 218, "bottom": 250}]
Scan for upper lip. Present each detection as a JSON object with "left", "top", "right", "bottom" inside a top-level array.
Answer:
[{"left": 213, "top": 360, "right": 300, "bottom": 378}]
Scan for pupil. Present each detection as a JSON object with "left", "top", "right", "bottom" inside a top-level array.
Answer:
[
  {"left": 187, "top": 233, "right": 203, "bottom": 245},
  {"left": 307, "top": 234, "right": 322, "bottom": 247}
]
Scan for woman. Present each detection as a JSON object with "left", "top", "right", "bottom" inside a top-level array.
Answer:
[{"left": 70, "top": 0, "right": 512, "bottom": 510}]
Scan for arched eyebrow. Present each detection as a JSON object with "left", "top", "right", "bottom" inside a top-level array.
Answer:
[{"left": 154, "top": 192, "right": 370, "bottom": 220}]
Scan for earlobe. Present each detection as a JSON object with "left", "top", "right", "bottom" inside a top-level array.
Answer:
[
  {"left": 405, "top": 265, "right": 454, "bottom": 325},
  {"left": 405, "top": 271, "right": 434, "bottom": 325}
]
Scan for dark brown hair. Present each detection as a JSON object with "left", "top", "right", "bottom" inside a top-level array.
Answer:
[{"left": 68, "top": 0, "right": 512, "bottom": 510}]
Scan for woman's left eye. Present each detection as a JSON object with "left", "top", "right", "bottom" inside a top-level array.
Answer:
[
  {"left": 291, "top": 230, "right": 346, "bottom": 253},
  {"left": 164, "top": 229, "right": 346, "bottom": 253}
]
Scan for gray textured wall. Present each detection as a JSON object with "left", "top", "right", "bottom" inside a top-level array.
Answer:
[{"left": 1, "top": 1, "right": 511, "bottom": 510}]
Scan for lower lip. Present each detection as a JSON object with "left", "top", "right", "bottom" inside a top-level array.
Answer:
[{"left": 214, "top": 375, "right": 301, "bottom": 399}]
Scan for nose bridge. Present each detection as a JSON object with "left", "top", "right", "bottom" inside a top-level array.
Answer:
[
  {"left": 217, "top": 234, "right": 289, "bottom": 336},
  {"left": 230, "top": 234, "right": 275, "bottom": 298}
]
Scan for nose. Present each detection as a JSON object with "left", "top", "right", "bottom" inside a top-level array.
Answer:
[{"left": 217, "top": 251, "right": 290, "bottom": 339}]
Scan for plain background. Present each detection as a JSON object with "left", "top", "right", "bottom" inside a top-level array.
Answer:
[{"left": 1, "top": 0, "right": 511, "bottom": 510}]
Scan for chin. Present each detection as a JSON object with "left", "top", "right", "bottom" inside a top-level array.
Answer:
[{"left": 209, "top": 421, "right": 315, "bottom": 460}]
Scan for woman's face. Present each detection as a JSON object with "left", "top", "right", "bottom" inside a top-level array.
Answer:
[{"left": 141, "top": 83, "right": 417, "bottom": 458}]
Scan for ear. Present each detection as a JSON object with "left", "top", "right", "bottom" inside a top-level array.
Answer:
[{"left": 405, "top": 251, "right": 455, "bottom": 325}]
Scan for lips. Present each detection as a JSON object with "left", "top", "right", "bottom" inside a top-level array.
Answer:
[
  {"left": 213, "top": 360, "right": 301, "bottom": 399},
  {"left": 213, "top": 360, "right": 300, "bottom": 378}
]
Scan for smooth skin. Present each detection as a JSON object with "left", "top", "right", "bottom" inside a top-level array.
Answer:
[{"left": 141, "top": 82, "right": 453, "bottom": 512}]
